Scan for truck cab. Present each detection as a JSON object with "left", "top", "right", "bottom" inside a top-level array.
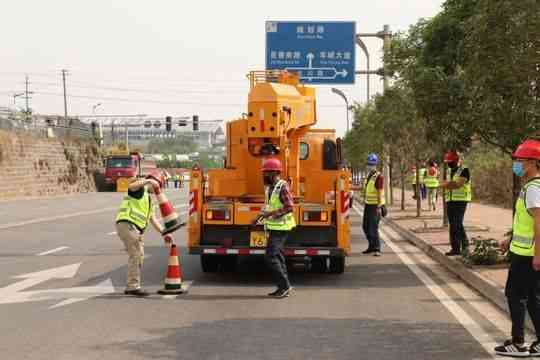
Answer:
[{"left": 104, "top": 152, "right": 141, "bottom": 190}]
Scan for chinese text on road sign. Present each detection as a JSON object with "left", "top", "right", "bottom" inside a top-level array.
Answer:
[{"left": 266, "top": 21, "right": 356, "bottom": 84}]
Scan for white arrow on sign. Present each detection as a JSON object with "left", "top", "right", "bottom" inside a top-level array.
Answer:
[
  {"left": 0, "top": 263, "right": 114, "bottom": 309},
  {"left": 306, "top": 53, "right": 315, "bottom": 68}
]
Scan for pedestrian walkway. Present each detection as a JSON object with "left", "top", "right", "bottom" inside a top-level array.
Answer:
[{"left": 363, "top": 188, "right": 515, "bottom": 317}]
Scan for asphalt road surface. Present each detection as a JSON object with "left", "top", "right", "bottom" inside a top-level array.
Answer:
[{"left": 0, "top": 189, "right": 517, "bottom": 359}]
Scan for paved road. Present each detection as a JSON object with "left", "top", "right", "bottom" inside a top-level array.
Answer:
[{"left": 0, "top": 190, "right": 515, "bottom": 359}]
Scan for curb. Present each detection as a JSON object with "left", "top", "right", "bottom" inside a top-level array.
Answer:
[{"left": 382, "top": 215, "right": 538, "bottom": 332}]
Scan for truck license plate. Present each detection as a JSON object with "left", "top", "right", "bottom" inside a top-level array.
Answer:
[{"left": 250, "top": 232, "right": 267, "bottom": 248}]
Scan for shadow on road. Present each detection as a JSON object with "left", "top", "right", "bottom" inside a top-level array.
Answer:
[{"left": 91, "top": 317, "right": 489, "bottom": 360}]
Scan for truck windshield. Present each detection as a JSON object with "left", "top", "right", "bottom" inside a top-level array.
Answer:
[{"left": 106, "top": 158, "right": 132, "bottom": 168}]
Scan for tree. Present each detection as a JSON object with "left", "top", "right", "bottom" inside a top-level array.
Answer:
[
  {"left": 147, "top": 136, "right": 198, "bottom": 155},
  {"left": 463, "top": 0, "right": 540, "bottom": 198}
]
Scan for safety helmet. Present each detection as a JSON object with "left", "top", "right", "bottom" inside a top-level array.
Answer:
[
  {"left": 262, "top": 158, "right": 282, "bottom": 172},
  {"left": 443, "top": 151, "right": 459, "bottom": 163},
  {"left": 145, "top": 170, "right": 164, "bottom": 188},
  {"left": 367, "top": 153, "right": 379, "bottom": 166},
  {"left": 512, "top": 140, "right": 540, "bottom": 160}
]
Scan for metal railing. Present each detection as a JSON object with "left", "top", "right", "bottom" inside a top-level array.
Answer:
[{"left": 0, "top": 112, "right": 93, "bottom": 140}]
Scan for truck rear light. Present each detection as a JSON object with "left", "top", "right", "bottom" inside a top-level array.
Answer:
[
  {"left": 320, "top": 211, "right": 328, "bottom": 222},
  {"left": 206, "top": 209, "right": 230, "bottom": 221}
]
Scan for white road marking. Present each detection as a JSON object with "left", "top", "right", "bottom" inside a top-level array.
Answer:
[
  {"left": 353, "top": 206, "right": 497, "bottom": 359},
  {"left": 37, "top": 246, "right": 69, "bottom": 256},
  {"left": 0, "top": 207, "right": 117, "bottom": 230},
  {"left": 107, "top": 231, "right": 116, "bottom": 236}
]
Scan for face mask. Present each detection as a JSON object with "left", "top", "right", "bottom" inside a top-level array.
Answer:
[
  {"left": 512, "top": 161, "right": 525, "bottom": 177},
  {"left": 263, "top": 174, "right": 274, "bottom": 185}
]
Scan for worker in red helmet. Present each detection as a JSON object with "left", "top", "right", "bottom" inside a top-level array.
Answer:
[
  {"left": 115, "top": 172, "right": 171, "bottom": 297},
  {"left": 254, "top": 157, "right": 296, "bottom": 298},
  {"left": 440, "top": 151, "right": 472, "bottom": 256},
  {"left": 495, "top": 140, "right": 540, "bottom": 357}
]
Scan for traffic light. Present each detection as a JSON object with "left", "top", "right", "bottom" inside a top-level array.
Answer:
[
  {"left": 165, "top": 116, "right": 172, "bottom": 132},
  {"left": 90, "top": 121, "right": 97, "bottom": 136},
  {"left": 178, "top": 119, "right": 187, "bottom": 127},
  {"left": 192, "top": 115, "right": 199, "bottom": 131}
]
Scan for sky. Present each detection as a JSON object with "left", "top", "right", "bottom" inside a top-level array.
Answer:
[{"left": 1, "top": 0, "right": 444, "bottom": 137}]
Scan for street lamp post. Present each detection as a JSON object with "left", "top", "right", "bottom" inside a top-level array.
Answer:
[
  {"left": 331, "top": 88, "right": 350, "bottom": 134},
  {"left": 92, "top": 103, "right": 103, "bottom": 146}
]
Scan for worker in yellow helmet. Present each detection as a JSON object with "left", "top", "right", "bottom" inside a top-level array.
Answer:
[{"left": 495, "top": 140, "right": 540, "bottom": 357}]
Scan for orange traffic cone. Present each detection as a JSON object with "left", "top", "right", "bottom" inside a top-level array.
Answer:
[
  {"left": 152, "top": 183, "right": 185, "bottom": 235},
  {"left": 157, "top": 242, "right": 186, "bottom": 295}
]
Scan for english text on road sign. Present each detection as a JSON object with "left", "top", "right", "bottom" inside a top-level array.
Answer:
[{"left": 266, "top": 21, "right": 356, "bottom": 84}]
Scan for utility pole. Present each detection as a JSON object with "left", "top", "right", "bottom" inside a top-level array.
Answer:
[
  {"left": 356, "top": 24, "right": 393, "bottom": 205},
  {"left": 23, "top": 75, "right": 34, "bottom": 125},
  {"left": 61, "top": 69, "right": 69, "bottom": 122}
]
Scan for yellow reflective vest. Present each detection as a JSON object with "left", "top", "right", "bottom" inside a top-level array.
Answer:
[
  {"left": 115, "top": 191, "right": 152, "bottom": 231},
  {"left": 445, "top": 166, "right": 472, "bottom": 202},
  {"left": 510, "top": 179, "right": 540, "bottom": 257},
  {"left": 264, "top": 180, "right": 296, "bottom": 231},
  {"left": 424, "top": 168, "right": 440, "bottom": 188},
  {"left": 364, "top": 171, "right": 385, "bottom": 205}
]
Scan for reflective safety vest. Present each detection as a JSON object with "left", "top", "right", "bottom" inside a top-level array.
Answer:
[
  {"left": 411, "top": 169, "right": 426, "bottom": 185},
  {"left": 364, "top": 171, "right": 385, "bottom": 206},
  {"left": 264, "top": 180, "right": 296, "bottom": 231},
  {"left": 445, "top": 166, "right": 472, "bottom": 202},
  {"left": 424, "top": 167, "right": 440, "bottom": 188},
  {"left": 510, "top": 179, "right": 540, "bottom": 257},
  {"left": 115, "top": 191, "right": 152, "bottom": 231}
]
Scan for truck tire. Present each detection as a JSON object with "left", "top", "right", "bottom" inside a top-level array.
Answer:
[
  {"left": 310, "top": 257, "right": 327, "bottom": 273},
  {"left": 329, "top": 256, "right": 345, "bottom": 274},
  {"left": 201, "top": 255, "right": 219, "bottom": 273}
]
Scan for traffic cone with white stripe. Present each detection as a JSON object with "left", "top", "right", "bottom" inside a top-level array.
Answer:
[
  {"left": 151, "top": 182, "right": 185, "bottom": 235},
  {"left": 157, "top": 242, "right": 186, "bottom": 295}
]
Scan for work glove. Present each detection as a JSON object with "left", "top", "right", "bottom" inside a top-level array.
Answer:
[{"left": 163, "top": 234, "right": 173, "bottom": 247}]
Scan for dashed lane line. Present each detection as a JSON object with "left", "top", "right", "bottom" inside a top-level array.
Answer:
[{"left": 37, "top": 246, "right": 69, "bottom": 256}]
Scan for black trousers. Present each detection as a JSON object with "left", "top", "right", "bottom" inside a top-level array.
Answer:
[
  {"left": 363, "top": 204, "right": 381, "bottom": 251},
  {"left": 446, "top": 201, "right": 469, "bottom": 253},
  {"left": 505, "top": 254, "right": 540, "bottom": 343},
  {"left": 265, "top": 230, "right": 291, "bottom": 290}
]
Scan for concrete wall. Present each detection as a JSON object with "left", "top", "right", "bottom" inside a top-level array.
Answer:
[{"left": 0, "top": 130, "right": 102, "bottom": 199}]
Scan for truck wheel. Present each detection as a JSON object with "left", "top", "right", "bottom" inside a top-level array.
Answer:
[
  {"left": 220, "top": 256, "right": 238, "bottom": 272},
  {"left": 310, "top": 257, "right": 327, "bottom": 273},
  {"left": 201, "top": 255, "right": 219, "bottom": 273},
  {"left": 329, "top": 256, "right": 345, "bottom": 274}
]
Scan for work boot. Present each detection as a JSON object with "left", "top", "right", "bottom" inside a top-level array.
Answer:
[
  {"left": 124, "top": 288, "right": 150, "bottom": 297},
  {"left": 530, "top": 341, "right": 540, "bottom": 357},
  {"left": 494, "top": 339, "right": 529, "bottom": 357},
  {"left": 269, "top": 287, "right": 292, "bottom": 299},
  {"left": 362, "top": 248, "right": 375, "bottom": 254}
]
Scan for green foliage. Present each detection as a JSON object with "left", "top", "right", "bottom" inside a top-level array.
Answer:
[
  {"left": 462, "top": 237, "right": 500, "bottom": 265},
  {"left": 146, "top": 137, "right": 197, "bottom": 155},
  {"left": 345, "top": 0, "right": 539, "bottom": 209}
]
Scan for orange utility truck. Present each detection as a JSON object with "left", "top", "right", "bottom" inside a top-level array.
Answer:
[{"left": 188, "top": 71, "right": 351, "bottom": 273}]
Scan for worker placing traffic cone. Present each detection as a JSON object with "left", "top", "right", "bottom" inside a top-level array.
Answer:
[
  {"left": 158, "top": 235, "right": 186, "bottom": 295},
  {"left": 146, "top": 170, "right": 186, "bottom": 235}
]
